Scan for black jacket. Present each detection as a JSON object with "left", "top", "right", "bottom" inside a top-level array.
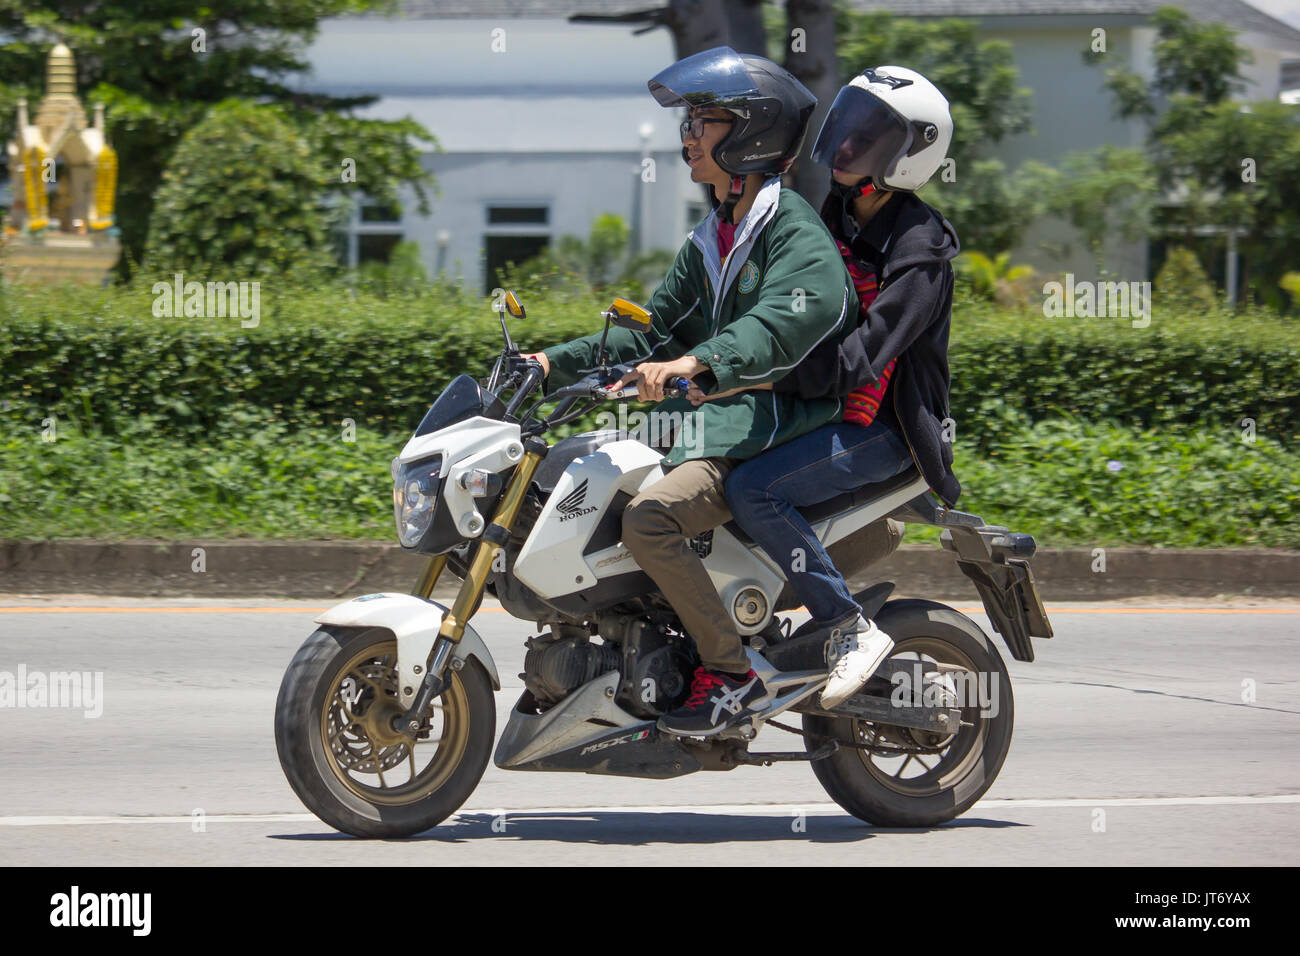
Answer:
[{"left": 773, "top": 189, "right": 962, "bottom": 505}]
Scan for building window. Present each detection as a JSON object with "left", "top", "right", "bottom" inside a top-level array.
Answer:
[
  {"left": 483, "top": 202, "right": 550, "bottom": 294},
  {"left": 360, "top": 201, "right": 402, "bottom": 224},
  {"left": 358, "top": 233, "right": 403, "bottom": 264},
  {"left": 487, "top": 206, "right": 548, "bottom": 225},
  {"left": 342, "top": 197, "right": 404, "bottom": 268}
]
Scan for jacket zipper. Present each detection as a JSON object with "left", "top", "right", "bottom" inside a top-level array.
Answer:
[
  {"left": 693, "top": 226, "right": 747, "bottom": 335},
  {"left": 890, "top": 357, "right": 925, "bottom": 480}
]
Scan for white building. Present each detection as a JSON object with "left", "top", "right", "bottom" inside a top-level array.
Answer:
[
  {"left": 853, "top": 0, "right": 1300, "bottom": 280},
  {"left": 295, "top": 1, "right": 704, "bottom": 293},
  {"left": 296, "top": 0, "right": 1300, "bottom": 287}
]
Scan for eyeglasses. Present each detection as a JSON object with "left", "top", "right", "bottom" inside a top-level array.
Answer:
[{"left": 679, "top": 116, "right": 734, "bottom": 141}]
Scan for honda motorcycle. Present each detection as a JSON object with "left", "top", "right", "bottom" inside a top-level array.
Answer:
[{"left": 274, "top": 292, "right": 1054, "bottom": 838}]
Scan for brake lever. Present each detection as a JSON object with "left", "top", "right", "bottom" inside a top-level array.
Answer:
[{"left": 597, "top": 376, "right": 692, "bottom": 401}]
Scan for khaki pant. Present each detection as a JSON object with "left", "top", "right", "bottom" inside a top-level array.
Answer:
[{"left": 621, "top": 457, "right": 751, "bottom": 674}]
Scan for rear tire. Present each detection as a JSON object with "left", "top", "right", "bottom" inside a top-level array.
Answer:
[
  {"left": 275, "top": 626, "right": 495, "bottom": 838},
  {"left": 804, "top": 599, "right": 1014, "bottom": 828}
]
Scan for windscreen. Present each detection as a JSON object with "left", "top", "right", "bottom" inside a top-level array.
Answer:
[{"left": 412, "top": 374, "right": 490, "bottom": 438}]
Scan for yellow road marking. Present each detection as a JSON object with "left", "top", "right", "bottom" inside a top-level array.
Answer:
[{"left": 0, "top": 605, "right": 1296, "bottom": 614}]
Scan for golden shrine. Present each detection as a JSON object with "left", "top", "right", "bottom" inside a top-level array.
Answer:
[{"left": 3, "top": 43, "right": 120, "bottom": 283}]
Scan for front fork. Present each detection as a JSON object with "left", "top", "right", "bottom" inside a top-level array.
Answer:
[{"left": 395, "top": 438, "right": 547, "bottom": 736}]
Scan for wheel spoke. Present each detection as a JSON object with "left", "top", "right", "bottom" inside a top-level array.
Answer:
[
  {"left": 352, "top": 672, "right": 386, "bottom": 695},
  {"left": 893, "top": 754, "right": 914, "bottom": 778},
  {"left": 318, "top": 640, "right": 472, "bottom": 806}
]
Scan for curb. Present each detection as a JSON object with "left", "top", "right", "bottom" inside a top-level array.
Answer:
[{"left": 1, "top": 540, "right": 1296, "bottom": 601}]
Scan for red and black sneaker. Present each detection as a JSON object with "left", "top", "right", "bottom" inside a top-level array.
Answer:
[{"left": 657, "top": 666, "right": 770, "bottom": 736}]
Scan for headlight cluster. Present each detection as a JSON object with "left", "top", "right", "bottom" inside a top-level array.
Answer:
[{"left": 393, "top": 456, "right": 442, "bottom": 548}]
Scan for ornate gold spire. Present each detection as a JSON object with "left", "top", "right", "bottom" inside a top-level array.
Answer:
[{"left": 46, "top": 43, "right": 76, "bottom": 97}]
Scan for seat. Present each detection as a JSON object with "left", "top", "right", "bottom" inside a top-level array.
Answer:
[{"left": 723, "top": 466, "right": 922, "bottom": 546}]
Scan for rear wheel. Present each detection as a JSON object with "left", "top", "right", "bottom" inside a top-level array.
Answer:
[
  {"left": 804, "top": 599, "right": 1014, "bottom": 828},
  {"left": 275, "top": 626, "right": 495, "bottom": 838}
]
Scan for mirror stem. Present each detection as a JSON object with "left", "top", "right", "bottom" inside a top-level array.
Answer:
[
  {"left": 596, "top": 315, "right": 613, "bottom": 370},
  {"left": 499, "top": 312, "right": 516, "bottom": 353}
]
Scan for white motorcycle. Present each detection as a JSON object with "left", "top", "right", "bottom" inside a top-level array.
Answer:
[{"left": 274, "top": 292, "right": 1054, "bottom": 838}]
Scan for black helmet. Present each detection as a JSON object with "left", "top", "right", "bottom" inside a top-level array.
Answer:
[{"left": 647, "top": 46, "right": 816, "bottom": 177}]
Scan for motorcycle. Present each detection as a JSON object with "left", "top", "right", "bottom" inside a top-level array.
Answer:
[{"left": 274, "top": 291, "right": 1055, "bottom": 838}]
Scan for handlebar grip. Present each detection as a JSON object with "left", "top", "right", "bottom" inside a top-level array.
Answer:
[{"left": 665, "top": 376, "right": 692, "bottom": 398}]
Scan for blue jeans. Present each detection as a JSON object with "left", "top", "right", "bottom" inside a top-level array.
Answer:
[{"left": 725, "top": 419, "right": 914, "bottom": 624}]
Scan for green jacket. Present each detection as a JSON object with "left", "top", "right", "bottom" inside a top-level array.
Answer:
[{"left": 544, "top": 177, "right": 857, "bottom": 466}]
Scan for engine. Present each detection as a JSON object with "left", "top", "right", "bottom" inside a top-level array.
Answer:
[
  {"left": 521, "top": 619, "right": 695, "bottom": 718},
  {"left": 522, "top": 628, "right": 621, "bottom": 706}
]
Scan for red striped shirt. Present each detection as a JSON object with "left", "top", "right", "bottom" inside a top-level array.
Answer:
[{"left": 835, "top": 238, "right": 896, "bottom": 427}]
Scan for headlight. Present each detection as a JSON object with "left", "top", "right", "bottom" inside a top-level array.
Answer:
[{"left": 393, "top": 456, "right": 442, "bottom": 548}]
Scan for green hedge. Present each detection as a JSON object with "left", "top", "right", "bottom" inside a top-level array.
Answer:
[
  {"left": 1, "top": 281, "right": 1296, "bottom": 450},
  {"left": 3, "top": 414, "right": 1294, "bottom": 546}
]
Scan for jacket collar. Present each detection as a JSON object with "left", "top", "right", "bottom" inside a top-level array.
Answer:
[
  {"left": 688, "top": 175, "right": 783, "bottom": 320},
  {"left": 844, "top": 191, "right": 904, "bottom": 264}
]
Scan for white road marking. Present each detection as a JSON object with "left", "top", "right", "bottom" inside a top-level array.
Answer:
[{"left": 1, "top": 794, "right": 1297, "bottom": 827}]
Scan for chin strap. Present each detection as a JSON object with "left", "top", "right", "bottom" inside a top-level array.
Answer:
[
  {"left": 831, "top": 175, "right": 877, "bottom": 240},
  {"left": 718, "top": 175, "right": 746, "bottom": 225},
  {"left": 830, "top": 175, "right": 876, "bottom": 202}
]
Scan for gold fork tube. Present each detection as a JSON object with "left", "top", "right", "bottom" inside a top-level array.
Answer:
[
  {"left": 411, "top": 553, "right": 448, "bottom": 599},
  {"left": 436, "top": 449, "right": 543, "bottom": 643}
]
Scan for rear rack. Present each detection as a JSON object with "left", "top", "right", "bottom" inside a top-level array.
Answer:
[{"left": 890, "top": 491, "right": 1054, "bottom": 663}]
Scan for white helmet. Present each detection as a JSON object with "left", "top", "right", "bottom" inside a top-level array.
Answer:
[{"left": 811, "top": 66, "right": 953, "bottom": 192}]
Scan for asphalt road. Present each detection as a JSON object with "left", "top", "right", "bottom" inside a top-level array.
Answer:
[{"left": 1, "top": 594, "right": 1297, "bottom": 865}]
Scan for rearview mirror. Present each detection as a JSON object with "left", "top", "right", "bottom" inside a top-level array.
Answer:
[
  {"left": 503, "top": 290, "right": 526, "bottom": 319},
  {"left": 604, "top": 298, "right": 651, "bottom": 332}
]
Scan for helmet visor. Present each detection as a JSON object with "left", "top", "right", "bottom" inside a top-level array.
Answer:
[
  {"left": 811, "top": 85, "right": 910, "bottom": 177},
  {"left": 648, "top": 46, "right": 759, "bottom": 110}
]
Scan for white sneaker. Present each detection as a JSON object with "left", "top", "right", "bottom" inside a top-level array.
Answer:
[{"left": 820, "top": 616, "right": 894, "bottom": 710}]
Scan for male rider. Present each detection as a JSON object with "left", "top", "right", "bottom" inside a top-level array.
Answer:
[{"left": 526, "top": 47, "right": 857, "bottom": 735}]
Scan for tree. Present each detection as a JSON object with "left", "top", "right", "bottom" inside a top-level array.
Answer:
[
  {"left": 0, "top": 1, "right": 434, "bottom": 279},
  {"left": 1041, "top": 146, "right": 1158, "bottom": 270},
  {"left": 143, "top": 100, "right": 340, "bottom": 279},
  {"left": 776, "top": 0, "right": 839, "bottom": 208},
  {"left": 572, "top": 0, "right": 767, "bottom": 61},
  {"left": 1084, "top": 6, "right": 1300, "bottom": 304},
  {"left": 833, "top": 10, "right": 1041, "bottom": 253}
]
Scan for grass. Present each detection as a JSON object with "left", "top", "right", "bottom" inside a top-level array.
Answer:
[{"left": 3, "top": 412, "right": 1295, "bottom": 548}]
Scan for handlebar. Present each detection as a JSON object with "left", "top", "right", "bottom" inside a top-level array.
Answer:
[
  {"left": 495, "top": 354, "right": 695, "bottom": 439},
  {"left": 599, "top": 376, "right": 691, "bottom": 401}
]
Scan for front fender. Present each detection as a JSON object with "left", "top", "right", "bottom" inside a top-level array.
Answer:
[{"left": 315, "top": 593, "right": 501, "bottom": 706}]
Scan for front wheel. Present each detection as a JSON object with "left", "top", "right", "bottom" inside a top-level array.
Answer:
[
  {"left": 804, "top": 599, "right": 1014, "bottom": 828},
  {"left": 274, "top": 626, "right": 495, "bottom": 838}
]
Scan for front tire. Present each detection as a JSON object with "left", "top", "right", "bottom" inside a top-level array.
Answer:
[
  {"left": 804, "top": 599, "right": 1014, "bottom": 828},
  {"left": 275, "top": 626, "right": 495, "bottom": 838}
]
